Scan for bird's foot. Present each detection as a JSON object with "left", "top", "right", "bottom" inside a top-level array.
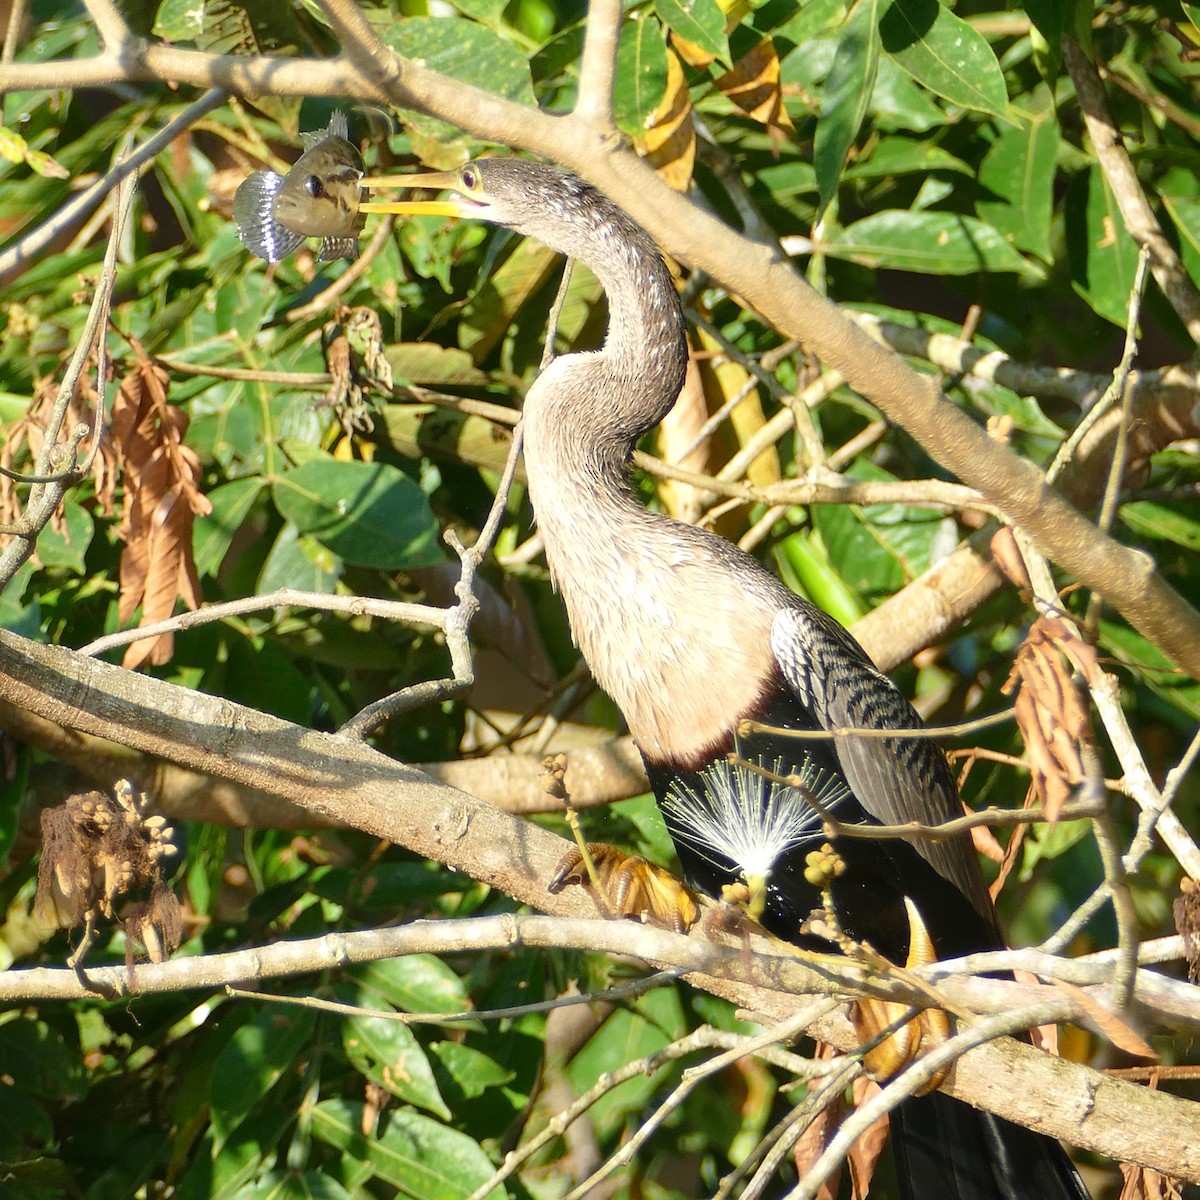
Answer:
[
  {"left": 852, "top": 898, "right": 951, "bottom": 1094},
  {"left": 549, "top": 843, "right": 700, "bottom": 934}
]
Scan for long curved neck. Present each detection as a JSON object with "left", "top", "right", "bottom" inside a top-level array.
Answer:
[
  {"left": 518, "top": 174, "right": 783, "bottom": 762},
  {"left": 514, "top": 175, "right": 688, "bottom": 459}
]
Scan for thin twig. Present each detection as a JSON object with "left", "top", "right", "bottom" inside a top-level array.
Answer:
[
  {"left": 1064, "top": 36, "right": 1200, "bottom": 344},
  {"left": 0, "top": 170, "right": 137, "bottom": 584},
  {"left": 339, "top": 421, "right": 526, "bottom": 737},
  {"left": 77, "top": 589, "right": 448, "bottom": 658}
]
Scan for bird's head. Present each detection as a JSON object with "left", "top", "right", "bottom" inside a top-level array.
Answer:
[{"left": 359, "top": 159, "right": 614, "bottom": 256}]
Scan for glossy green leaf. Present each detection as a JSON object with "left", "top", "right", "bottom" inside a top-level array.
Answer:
[
  {"left": 34, "top": 498, "right": 93, "bottom": 573},
  {"left": 247, "top": 1172, "right": 357, "bottom": 1200},
  {"left": 272, "top": 459, "right": 441, "bottom": 570},
  {"left": 977, "top": 92, "right": 1059, "bottom": 260},
  {"left": 1120, "top": 501, "right": 1200, "bottom": 551},
  {"left": 813, "top": 0, "right": 879, "bottom": 212},
  {"left": 843, "top": 136, "right": 970, "bottom": 181},
  {"left": 194, "top": 477, "right": 264, "bottom": 578},
  {"left": 825, "top": 210, "right": 1037, "bottom": 276},
  {"left": 871, "top": 52, "right": 947, "bottom": 131},
  {"left": 655, "top": 0, "right": 729, "bottom": 64},
  {"left": 614, "top": 15, "right": 670, "bottom": 136},
  {"left": 774, "top": 529, "right": 866, "bottom": 625},
  {"left": 353, "top": 956, "right": 474, "bottom": 1019},
  {"left": 374, "top": 17, "right": 534, "bottom": 107},
  {"left": 880, "top": 0, "right": 1008, "bottom": 117},
  {"left": 344, "top": 1006, "right": 450, "bottom": 1118},
  {"left": 311, "top": 1100, "right": 503, "bottom": 1200},
  {"left": 1065, "top": 164, "right": 1141, "bottom": 327},
  {"left": 430, "top": 1042, "right": 516, "bottom": 1100},
  {"left": 257, "top": 524, "right": 341, "bottom": 595},
  {"left": 210, "top": 1007, "right": 316, "bottom": 1145}
]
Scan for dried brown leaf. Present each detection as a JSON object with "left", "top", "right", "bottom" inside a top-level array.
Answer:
[
  {"left": 793, "top": 1043, "right": 846, "bottom": 1200},
  {"left": 114, "top": 346, "right": 210, "bottom": 668},
  {"left": 1002, "top": 617, "right": 1094, "bottom": 823},
  {"left": 1120, "top": 1160, "right": 1184, "bottom": 1200},
  {"left": 1173, "top": 879, "right": 1200, "bottom": 983},
  {"left": 1054, "top": 979, "right": 1157, "bottom": 1060},
  {"left": 846, "top": 1076, "right": 889, "bottom": 1200},
  {"left": 990, "top": 526, "right": 1031, "bottom": 593}
]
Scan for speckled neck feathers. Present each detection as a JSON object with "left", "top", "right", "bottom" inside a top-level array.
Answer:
[{"left": 505, "top": 166, "right": 791, "bottom": 761}]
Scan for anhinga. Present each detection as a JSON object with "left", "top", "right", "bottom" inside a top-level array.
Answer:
[{"left": 369, "top": 159, "right": 1091, "bottom": 1200}]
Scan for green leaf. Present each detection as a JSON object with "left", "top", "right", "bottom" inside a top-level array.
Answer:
[
  {"left": 257, "top": 524, "right": 341, "bottom": 595},
  {"left": 1065, "top": 164, "right": 1141, "bottom": 327},
  {"left": 311, "top": 1100, "right": 503, "bottom": 1200},
  {"left": 34, "top": 498, "right": 93, "bottom": 573},
  {"left": 655, "top": 0, "right": 729, "bottom": 65},
  {"left": 444, "top": 0, "right": 508, "bottom": 20},
  {"left": 1162, "top": 193, "right": 1200, "bottom": 290},
  {"left": 210, "top": 1006, "right": 316, "bottom": 1145},
  {"left": 247, "top": 1172, "right": 357, "bottom": 1200},
  {"left": 844, "top": 136, "right": 970, "bottom": 181},
  {"left": 343, "top": 1003, "right": 451, "bottom": 1119},
  {"left": 825, "top": 210, "right": 1037, "bottom": 276},
  {"left": 194, "top": 477, "right": 264, "bottom": 578},
  {"left": 880, "top": 0, "right": 1009, "bottom": 118},
  {"left": 272, "top": 459, "right": 442, "bottom": 570},
  {"left": 810, "top": 465, "right": 957, "bottom": 596},
  {"left": 614, "top": 15, "right": 670, "bottom": 137},
  {"left": 354, "top": 956, "right": 474, "bottom": 1019},
  {"left": 1119, "top": 501, "right": 1200, "bottom": 550},
  {"left": 813, "top": 0, "right": 880, "bottom": 212},
  {"left": 375, "top": 16, "right": 534, "bottom": 107},
  {"left": 774, "top": 529, "right": 866, "bottom": 625},
  {"left": 871, "top": 52, "right": 947, "bottom": 132},
  {"left": 386, "top": 343, "right": 488, "bottom": 388},
  {"left": 429, "top": 1042, "right": 515, "bottom": 1100},
  {"left": 567, "top": 988, "right": 686, "bottom": 1137},
  {"left": 977, "top": 91, "right": 1059, "bottom": 260}
]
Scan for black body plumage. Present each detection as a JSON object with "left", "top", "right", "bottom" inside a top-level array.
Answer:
[
  {"left": 457, "top": 158, "right": 1090, "bottom": 1200},
  {"left": 233, "top": 111, "right": 366, "bottom": 262}
]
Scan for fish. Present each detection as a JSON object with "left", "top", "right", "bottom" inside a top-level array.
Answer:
[{"left": 233, "top": 111, "right": 366, "bottom": 263}]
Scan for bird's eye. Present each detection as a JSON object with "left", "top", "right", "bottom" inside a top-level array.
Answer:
[
  {"left": 460, "top": 166, "right": 479, "bottom": 191},
  {"left": 305, "top": 175, "right": 324, "bottom": 198}
]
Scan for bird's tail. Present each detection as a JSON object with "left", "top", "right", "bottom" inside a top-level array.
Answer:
[{"left": 890, "top": 1090, "right": 1090, "bottom": 1200}]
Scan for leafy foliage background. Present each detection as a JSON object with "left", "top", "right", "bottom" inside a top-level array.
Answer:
[{"left": 0, "top": 1, "right": 1198, "bottom": 1198}]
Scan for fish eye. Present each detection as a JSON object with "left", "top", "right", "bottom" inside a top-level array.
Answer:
[
  {"left": 460, "top": 165, "right": 479, "bottom": 191},
  {"left": 305, "top": 175, "right": 324, "bottom": 198}
]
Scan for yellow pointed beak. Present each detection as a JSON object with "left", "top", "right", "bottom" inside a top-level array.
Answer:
[{"left": 358, "top": 170, "right": 465, "bottom": 217}]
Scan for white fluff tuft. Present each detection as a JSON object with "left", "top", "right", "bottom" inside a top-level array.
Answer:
[{"left": 662, "top": 756, "right": 850, "bottom": 881}]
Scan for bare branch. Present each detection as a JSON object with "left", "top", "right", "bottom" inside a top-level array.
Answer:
[{"left": 1063, "top": 36, "right": 1200, "bottom": 345}]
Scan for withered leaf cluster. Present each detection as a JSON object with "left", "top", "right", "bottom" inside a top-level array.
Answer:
[
  {"left": 321, "top": 305, "right": 394, "bottom": 435},
  {"left": 35, "top": 779, "right": 182, "bottom": 965},
  {"left": 1174, "top": 878, "right": 1200, "bottom": 984},
  {"left": 0, "top": 365, "right": 117, "bottom": 533},
  {"left": 794, "top": 1044, "right": 888, "bottom": 1200},
  {"left": 1002, "top": 614, "right": 1099, "bottom": 823},
  {"left": 113, "top": 345, "right": 212, "bottom": 668}
]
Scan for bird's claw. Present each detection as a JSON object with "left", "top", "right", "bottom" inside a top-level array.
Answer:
[
  {"left": 852, "top": 898, "right": 951, "bottom": 1094},
  {"left": 549, "top": 842, "right": 700, "bottom": 934}
]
